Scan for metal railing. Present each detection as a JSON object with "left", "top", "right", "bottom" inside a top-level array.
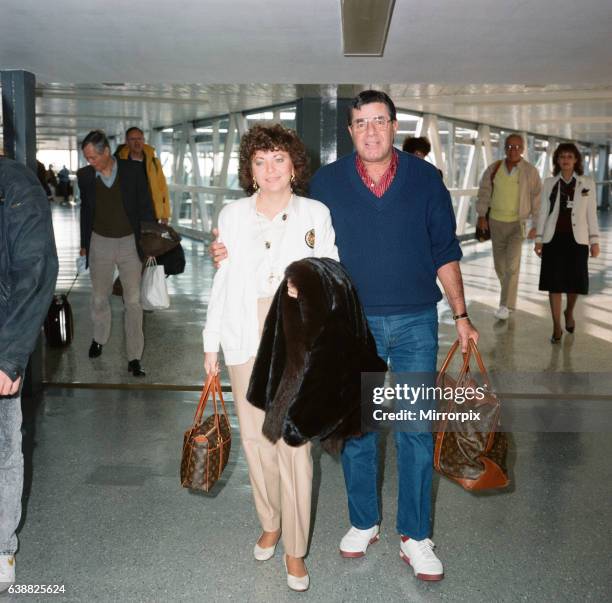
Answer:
[
  {"left": 167, "top": 183, "right": 243, "bottom": 240},
  {"left": 167, "top": 182, "right": 610, "bottom": 242}
]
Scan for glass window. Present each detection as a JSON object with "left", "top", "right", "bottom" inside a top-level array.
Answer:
[{"left": 394, "top": 112, "right": 421, "bottom": 149}]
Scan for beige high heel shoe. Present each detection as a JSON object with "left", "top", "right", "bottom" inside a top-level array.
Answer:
[
  {"left": 253, "top": 541, "right": 276, "bottom": 561},
  {"left": 283, "top": 555, "right": 309, "bottom": 592}
]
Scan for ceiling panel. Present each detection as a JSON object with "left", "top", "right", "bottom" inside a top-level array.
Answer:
[
  {"left": 1, "top": 1, "right": 612, "bottom": 148},
  {"left": 2, "top": 0, "right": 611, "bottom": 85}
]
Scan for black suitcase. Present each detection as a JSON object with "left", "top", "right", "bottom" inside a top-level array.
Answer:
[{"left": 44, "top": 294, "right": 74, "bottom": 347}]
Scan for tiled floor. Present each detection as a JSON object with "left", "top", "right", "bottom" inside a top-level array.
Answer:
[{"left": 7, "top": 203, "right": 612, "bottom": 602}]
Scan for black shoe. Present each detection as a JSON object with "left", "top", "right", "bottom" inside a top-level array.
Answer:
[
  {"left": 128, "top": 359, "right": 146, "bottom": 377},
  {"left": 564, "top": 310, "right": 575, "bottom": 334},
  {"left": 89, "top": 340, "right": 103, "bottom": 358}
]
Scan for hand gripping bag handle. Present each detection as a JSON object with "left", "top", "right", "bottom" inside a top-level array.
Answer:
[
  {"left": 191, "top": 374, "right": 229, "bottom": 430},
  {"left": 437, "top": 339, "right": 492, "bottom": 391}
]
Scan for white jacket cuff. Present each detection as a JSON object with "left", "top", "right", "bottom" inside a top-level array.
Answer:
[{"left": 202, "top": 330, "right": 220, "bottom": 353}]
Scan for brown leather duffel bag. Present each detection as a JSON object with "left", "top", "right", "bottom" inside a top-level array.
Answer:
[
  {"left": 180, "top": 374, "right": 231, "bottom": 492},
  {"left": 434, "top": 339, "right": 509, "bottom": 491},
  {"left": 140, "top": 221, "right": 181, "bottom": 258}
]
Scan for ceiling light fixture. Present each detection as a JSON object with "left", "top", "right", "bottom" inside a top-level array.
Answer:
[{"left": 341, "top": 0, "right": 395, "bottom": 56}]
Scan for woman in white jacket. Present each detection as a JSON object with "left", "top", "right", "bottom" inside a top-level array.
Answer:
[
  {"left": 202, "top": 124, "right": 338, "bottom": 592},
  {"left": 534, "top": 143, "right": 600, "bottom": 342}
]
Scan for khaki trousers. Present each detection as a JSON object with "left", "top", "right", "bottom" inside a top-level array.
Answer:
[
  {"left": 227, "top": 298, "right": 313, "bottom": 558},
  {"left": 489, "top": 218, "right": 523, "bottom": 310},
  {"left": 89, "top": 232, "right": 144, "bottom": 360}
]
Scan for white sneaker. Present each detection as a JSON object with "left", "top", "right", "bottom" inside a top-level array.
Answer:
[
  {"left": 339, "top": 525, "right": 380, "bottom": 558},
  {"left": 0, "top": 555, "right": 16, "bottom": 593},
  {"left": 494, "top": 305, "right": 510, "bottom": 320},
  {"left": 399, "top": 538, "right": 444, "bottom": 581}
]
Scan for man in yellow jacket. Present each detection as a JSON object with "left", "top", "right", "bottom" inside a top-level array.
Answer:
[{"left": 115, "top": 127, "right": 170, "bottom": 223}]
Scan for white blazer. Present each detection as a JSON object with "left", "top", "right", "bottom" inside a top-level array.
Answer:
[
  {"left": 535, "top": 175, "right": 600, "bottom": 246},
  {"left": 202, "top": 194, "right": 339, "bottom": 365}
]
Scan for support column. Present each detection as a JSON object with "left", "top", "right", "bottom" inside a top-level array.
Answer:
[
  {"left": 1, "top": 70, "right": 37, "bottom": 171},
  {"left": 597, "top": 144, "right": 610, "bottom": 210},
  {"left": 1, "top": 69, "right": 43, "bottom": 398},
  {"left": 296, "top": 86, "right": 354, "bottom": 175},
  {"left": 296, "top": 97, "right": 323, "bottom": 172}
]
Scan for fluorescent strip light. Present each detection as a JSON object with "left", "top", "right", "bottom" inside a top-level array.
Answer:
[{"left": 342, "top": 0, "right": 395, "bottom": 56}]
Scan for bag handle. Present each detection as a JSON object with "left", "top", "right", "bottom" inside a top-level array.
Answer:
[
  {"left": 145, "top": 256, "right": 157, "bottom": 268},
  {"left": 65, "top": 272, "right": 79, "bottom": 298},
  {"left": 191, "top": 374, "right": 229, "bottom": 429},
  {"left": 437, "top": 339, "right": 492, "bottom": 390}
]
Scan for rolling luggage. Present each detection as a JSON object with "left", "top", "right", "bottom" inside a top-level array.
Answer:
[
  {"left": 44, "top": 294, "right": 74, "bottom": 347},
  {"left": 44, "top": 273, "right": 78, "bottom": 347}
]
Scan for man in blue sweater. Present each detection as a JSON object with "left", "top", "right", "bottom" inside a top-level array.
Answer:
[
  {"left": 309, "top": 90, "right": 478, "bottom": 581},
  {"left": 211, "top": 90, "right": 478, "bottom": 582}
]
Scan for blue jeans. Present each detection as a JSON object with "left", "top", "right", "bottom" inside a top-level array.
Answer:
[
  {"left": 0, "top": 393, "right": 23, "bottom": 555},
  {"left": 341, "top": 307, "right": 438, "bottom": 540}
]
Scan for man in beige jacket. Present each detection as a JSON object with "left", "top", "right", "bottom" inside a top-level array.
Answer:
[{"left": 476, "top": 134, "right": 541, "bottom": 320}]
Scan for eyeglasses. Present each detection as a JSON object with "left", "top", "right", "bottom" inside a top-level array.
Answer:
[
  {"left": 505, "top": 144, "right": 523, "bottom": 151},
  {"left": 350, "top": 116, "right": 392, "bottom": 132}
]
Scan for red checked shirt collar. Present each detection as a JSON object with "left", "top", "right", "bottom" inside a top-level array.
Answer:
[{"left": 355, "top": 149, "right": 398, "bottom": 198}]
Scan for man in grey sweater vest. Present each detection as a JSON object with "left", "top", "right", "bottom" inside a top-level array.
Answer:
[{"left": 78, "top": 130, "right": 155, "bottom": 376}]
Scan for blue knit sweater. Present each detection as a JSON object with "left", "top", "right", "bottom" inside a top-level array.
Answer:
[{"left": 309, "top": 151, "right": 462, "bottom": 315}]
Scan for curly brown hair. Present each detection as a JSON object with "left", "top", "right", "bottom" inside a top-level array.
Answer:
[
  {"left": 552, "top": 142, "right": 584, "bottom": 176},
  {"left": 238, "top": 124, "right": 310, "bottom": 195}
]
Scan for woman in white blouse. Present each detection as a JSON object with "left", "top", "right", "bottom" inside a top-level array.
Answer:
[
  {"left": 203, "top": 124, "right": 338, "bottom": 592},
  {"left": 534, "top": 143, "right": 600, "bottom": 342}
]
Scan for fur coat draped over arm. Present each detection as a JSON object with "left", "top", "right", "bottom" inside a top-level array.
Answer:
[{"left": 247, "top": 257, "right": 387, "bottom": 453}]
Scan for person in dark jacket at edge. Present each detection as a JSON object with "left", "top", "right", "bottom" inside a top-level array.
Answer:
[
  {"left": 0, "top": 156, "right": 59, "bottom": 592},
  {"left": 78, "top": 130, "right": 155, "bottom": 377}
]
